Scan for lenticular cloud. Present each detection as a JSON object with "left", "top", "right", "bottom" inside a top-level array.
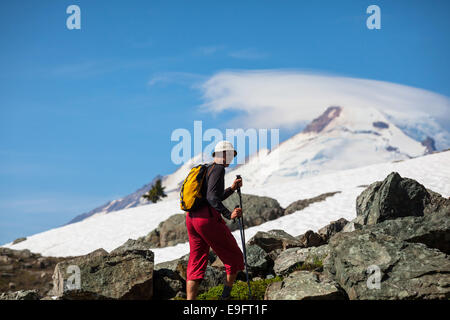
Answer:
[{"left": 199, "top": 70, "right": 450, "bottom": 130}]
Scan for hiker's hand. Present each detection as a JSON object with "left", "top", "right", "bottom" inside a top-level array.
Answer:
[
  {"left": 231, "top": 208, "right": 242, "bottom": 219},
  {"left": 231, "top": 178, "right": 242, "bottom": 191}
]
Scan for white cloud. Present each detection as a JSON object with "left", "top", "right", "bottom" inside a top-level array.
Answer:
[{"left": 199, "top": 70, "right": 450, "bottom": 130}]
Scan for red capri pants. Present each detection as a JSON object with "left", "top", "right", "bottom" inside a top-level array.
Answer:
[{"left": 186, "top": 205, "right": 244, "bottom": 281}]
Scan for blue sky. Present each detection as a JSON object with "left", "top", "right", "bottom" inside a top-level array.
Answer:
[{"left": 1, "top": 0, "right": 449, "bottom": 244}]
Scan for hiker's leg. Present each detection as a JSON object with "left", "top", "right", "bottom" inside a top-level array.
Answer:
[
  {"left": 186, "top": 212, "right": 210, "bottom": 299},
  {"left": 196, "top": 213, "right": 245, "bottom": 278},
  {"left": 187, "top": 279, "right": 201, "bottom": 300},
  {"left": 226, "top": 272, "right": 237, "bottom": 287}
]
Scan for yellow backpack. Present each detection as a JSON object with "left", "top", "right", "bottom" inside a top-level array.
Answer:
[{"left": 180, "top": 163, "right": 215, "bottom": 212}]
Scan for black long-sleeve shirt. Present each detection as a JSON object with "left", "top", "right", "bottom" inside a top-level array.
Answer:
[{"left": 202, "top": 163, "right": 234, "bottom": 219}]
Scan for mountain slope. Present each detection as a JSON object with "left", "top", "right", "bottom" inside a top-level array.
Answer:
[
  {"left": 67, "top": 175, "right": 163, "bottom": 224},
  {"left": 3, "top": 151, "right": 449, "bottom": 262},
  {"left": 66, "top": 105, "right": 445, "bottom": 224}
]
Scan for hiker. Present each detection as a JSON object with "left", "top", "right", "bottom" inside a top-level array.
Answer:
[{"left": 185, "top": 140, "right": 244, "bottom": 300}]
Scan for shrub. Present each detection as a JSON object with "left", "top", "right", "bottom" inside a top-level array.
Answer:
[{"left": 197, "top": 277, "right": 283, "bottom": 300}]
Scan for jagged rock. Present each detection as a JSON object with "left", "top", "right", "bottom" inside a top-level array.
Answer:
[
  {"left": 296, "top": 230, "right": 326, "bottom": 248},
  {"left": 342, "top": 221, "right": 362, "bottom": 233},
  {"left": 424, "top": 189, "right": 450, "bottom": 216},
  {"left": 223, "top": 193, "right": 284, "bottom": 232},
  {"left": 360, "top": 209, "right": 450, "bottom": 254},
  {"left": 246, "top": 245, "right": 273, "bottom": 276},
  {"left": 284, "top": 192, "right": 341, "bottom": 215},
  {"left": 317, "top": 218, "right": 349, "bottom": 242},
  {"left": 324, "top": 230, "right": 450, "bottom": 300},
  {"left": 0, "top": 289, "right": 40, "bottom": 300},
  {"left": 273, "top": 245, "right": 330, "bottom": 276},
  {"left": 355, "top": 172, "right": 435, "bottom": 225},
  {"left": 265, "top": 271, "right": 346, "bottom": 300},
  {"left": 247, "top": 230, "right": 303, "bottom": 253},
  {"left": 52, "top": 241, "right": 154, "bottom": 300},
  {"left": 303, "top": 106, "right": 342, "bottom": 134}
]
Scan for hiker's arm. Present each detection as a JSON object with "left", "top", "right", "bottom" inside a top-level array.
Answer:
[
  {"left": 222, "top": 186, "right": 234, "bottom": 200},
  {"left": 206, "top": 166, "right": 232, "bottom": 219}
]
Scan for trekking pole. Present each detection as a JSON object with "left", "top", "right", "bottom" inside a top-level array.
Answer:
[{"left": 235, "top": 174, "right": 252, "bottom": 300}]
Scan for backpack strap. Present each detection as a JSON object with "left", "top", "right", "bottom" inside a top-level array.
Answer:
[{"left": 205, "top": 162, "right": 216, "bottom": 218}]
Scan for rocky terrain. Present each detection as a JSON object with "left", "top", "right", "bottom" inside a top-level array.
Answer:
[
  {"left": 133, "top": 191, "right": 340, "bottom": 249},
  {"left": 1, "top": 172, "right": 448, "bottom": 300}
]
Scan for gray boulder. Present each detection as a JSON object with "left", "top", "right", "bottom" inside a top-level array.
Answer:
[
  {"left": 355, "top": 172, "right": 437, "bottom": 225},
  {"left": 265, "top": 271, "right": 346, "bottom": 300},
  {"left": 52, "top": 240, "right": 154, "bottom": 300},
  {"left": 317, "top": 218, "right": 349, "bottom": 242},
  {"left": 223, "top": 193, "right": 284, "bottom": 232},
  {"left": 246, "top": 245, "right": 273, "bottom": 276},
  {"left": 247, "top": 230, "right": 303, "bottom": 253},
  {"left": 273, "top": 245, "right": 330, "bottom": 276},
  {"left": 296, "top": 230, "right": 326, "bottom": 248},
  {"left": 361, "top": 209, "right": 450, "bottom": 254},
  {"left": 324, "top": 230, "right": 450, "bottom": 300},
  {"left": 138, "top": 214, "right": 188, "bottom": 248}
]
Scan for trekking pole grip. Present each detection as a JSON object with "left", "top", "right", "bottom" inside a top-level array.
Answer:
[{"left": 236, "top": 174, "right": 242, "bottom": 194}]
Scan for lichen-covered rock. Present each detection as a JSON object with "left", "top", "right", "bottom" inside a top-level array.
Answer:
[
  {"left": 52, "top": 240, "right": 154, "bottom": 300},
  {"left": 223, "top": 193, "right": 284, "bottom": 232},
  {"left": 0, "top": 289, "right": 40, "bottom": 300},
  {"left": 265, "top": 271, "right": 346, "bottom": 300},
  {"left": 361, "top": 209, "right": 450, "bottom": 254},
  {"left": 324, "top": 230, "right": 450, "bottom": 300},
  {"left": 247, "top": 229, "right": 302, "bottom": 253},
  {"left": 317, "top": 218, "right": 349, "bottom": 242},
  {"left": 273, "top": 245, "right": 329, "bottom": 276},
  {"left": 355, "top": 172, "right": 433, "bottom": 225},
  {"left": 296, "top": 230, "right": 326, "bottom": 248},
  {"left": 245, "top": 245, "right": 273, "bottom": 276}
]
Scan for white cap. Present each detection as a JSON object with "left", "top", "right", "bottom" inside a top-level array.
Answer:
[{"left": 212, "top": 140, "right": 237, "bottom": 157}]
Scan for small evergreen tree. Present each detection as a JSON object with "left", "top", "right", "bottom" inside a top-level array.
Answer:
[{"left": 142, "top": 179, "right": 167, "bottom": 203}]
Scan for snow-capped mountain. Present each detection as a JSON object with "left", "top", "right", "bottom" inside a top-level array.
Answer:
[
  {"left": 66, "top": 105, "right": 446, "bottom": 224},
  {"left": 223, "top": 106, "right": 428, "bottom": 189},
  {"left": 381, "top": 109, "right": 450, "bottom": 151}
]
